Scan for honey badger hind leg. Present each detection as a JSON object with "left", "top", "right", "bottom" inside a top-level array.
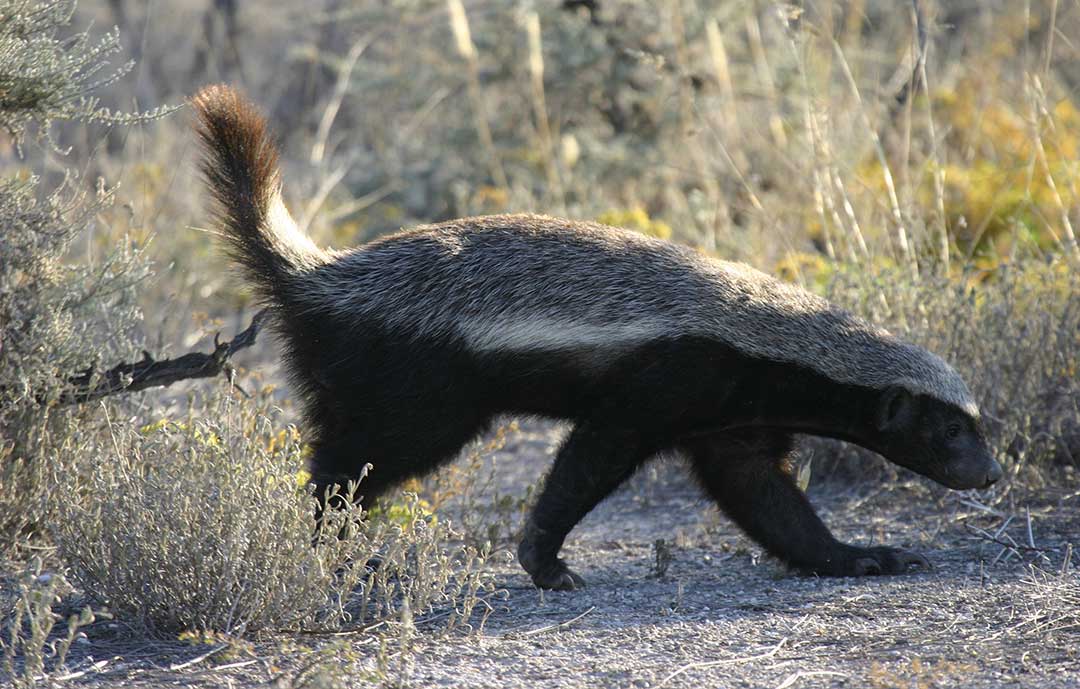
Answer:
[
  {"left": 680, "top": 430, "right": 931, "bottom": 577},
  {"left": 305, "top": 388, "right": 494, "bottom": 518},
  {"left": 518, "top": 423, "right": 656, "bottom": 590}
]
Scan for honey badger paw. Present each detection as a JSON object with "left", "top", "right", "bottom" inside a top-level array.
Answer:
[
  {"left": 804, "top": 545, "right": 932, "bottom": 577},
  {"left": 851, "top": 547, "right": 931, "bottom": 576},
  {"left": 517, "top": 539, "right": 587, "bottom": 591},
  {"left": 527, "top": 560, "right": 587, "bottom": 591}
]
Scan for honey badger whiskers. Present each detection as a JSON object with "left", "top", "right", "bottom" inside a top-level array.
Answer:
[{"left": 193, "top": 85, "right": 1002, "bottom": 590}]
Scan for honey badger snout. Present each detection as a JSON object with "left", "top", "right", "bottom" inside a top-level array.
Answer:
[
  {"left": 944, "top": 449, "right": 1003, "bottom": 490},
  {"left": 984, "top": 459, "right": 1004, "bottom": 486}
]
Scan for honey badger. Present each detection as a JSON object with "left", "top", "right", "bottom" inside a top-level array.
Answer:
[{"left": 193, "top": 85, "right": 1002, "bottom": 590}]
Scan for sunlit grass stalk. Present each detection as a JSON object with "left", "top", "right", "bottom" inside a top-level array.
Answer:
[
  {"left": 1028, "top": 76, "right": 1080, "bottom": 261},
  {"left": 700, "top": 11, "right": 763, "bottom": 228},
  {"left": 829, "top": 164, "right": 870, "bottom": 261},
  {"left": 812, "top": 168, "right": 839, "bottom": 261},
  {"left": 1042, "top": 0, "right": 1058, "bottom": 77},
  {"left": 790, "top": 40, "right": 838, "bottom": 261},
  {"left": 787, "top": 26, "right": 836, "bottom": 261},
  {"left": 709, "top": 131, "right": 765, "bottom": 216},
  {"left": 524, "top": 12, "right": 563, "bottom": 211},
  {"left": 671, "top": 0, "right": 694, "bottom": 140},
  {"left": 915, "top": 8, "right": 950, "bottom": 273},
  {"left": 447, "top": 0, "right": 508, "bottom": 190},
  {"left": 745, "top": 11, "right": 787, "bottom": 149},
  {"left": 832, "top": 39, "right": 918, "bottom": 278},
  {"left": 705, "top": 18, "right": 738, "bottom": 135}
]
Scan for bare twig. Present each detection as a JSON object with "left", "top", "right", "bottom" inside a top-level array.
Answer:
[
  {"left": 776, "top": 670, "right": 848, "bottom": 689},
  {"left": 194, "top": 659, "right": 258, "bottom": 673},
  {"left": 310, "top": 34, "right": 374, "bottom": 165},
  {"left": 957, "top": 498, "right": 1007, "bottom": 518},
  {"left": 656, "top": 637, "right": 788, "bottom": 688},
  {"left": 299, "top": 163, "right": 350, "bottom": 234},
  {"left": 53, "top": 658, "right": 113, "bottom": 682},
  {"left": 504, "top": 606, "right": 596, "bottom": 639},
  {"left": 53, "top": 309, "right": 270, "bottom": 406},
  {"left": 322, "top": 181, "right": 404, "bottom": 225},
  {"left": 966, "top": 522, "right": 1057, "bottom": 556},
  {"left": 1026, "top": 507, "right": 1036, "bottom": 549},
  {"left": 167, "top": 644, "right": 229, "bottom": 671}
]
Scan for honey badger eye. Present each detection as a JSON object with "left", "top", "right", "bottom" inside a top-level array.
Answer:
[{"left": 945, "top": 424, "right": 962, "bottom": 439}]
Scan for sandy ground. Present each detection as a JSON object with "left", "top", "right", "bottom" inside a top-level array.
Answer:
[{"left": 18, "top": 421, "right": 1080, "bottom": 688}]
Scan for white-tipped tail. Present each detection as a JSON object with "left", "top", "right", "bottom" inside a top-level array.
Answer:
[{"left": 192, "top": 84, "right": 326, "bottom": 304}]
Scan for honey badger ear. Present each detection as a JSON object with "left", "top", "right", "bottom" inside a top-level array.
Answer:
[{"left": 876, "top": 386, "right": 915, "bottom": 432}]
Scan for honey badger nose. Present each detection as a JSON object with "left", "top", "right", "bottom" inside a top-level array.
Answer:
[{"left": 983, "top": 460, "right": 1003, "bottom": 487}]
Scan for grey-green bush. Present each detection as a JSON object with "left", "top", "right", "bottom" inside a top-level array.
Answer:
[
  {"left": 52, "top": 393, "right": 497, "bottom": 637},
  {"left": 0, "top": 0, "right": 156, "bottom": 548}
]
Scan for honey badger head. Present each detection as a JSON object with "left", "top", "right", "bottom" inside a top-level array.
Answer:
[
  {"left": 870, "top": 387, "right": 1001, "bottom": 490},
  {"left": 704, "top": 281, "right": 1001, "bottom": 490}
]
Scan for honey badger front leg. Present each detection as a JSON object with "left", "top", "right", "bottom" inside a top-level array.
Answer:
[
  {"left": 681, "top": 430, "right": 930, "bottom": 576},
  {"left": 518, "top": 423, "right": 655, "bottom": 590}
]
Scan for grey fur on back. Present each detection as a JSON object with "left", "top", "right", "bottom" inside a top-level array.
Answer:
[{"left": 304, "top": 214, "right": 978, "bottom": 417}]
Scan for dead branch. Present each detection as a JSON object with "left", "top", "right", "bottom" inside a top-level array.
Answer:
[{"left": 55, "top": 309, "right": 270, "bottom": 406}]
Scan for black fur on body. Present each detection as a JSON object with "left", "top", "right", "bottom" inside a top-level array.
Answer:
[{"left": 193, "top": 85, "right": 1002, "bottom": 590}]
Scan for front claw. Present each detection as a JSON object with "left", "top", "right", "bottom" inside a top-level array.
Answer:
[
  {"left": 516, "top": 527, "right": 587, "bottom": 591},
  {"left": 852, "top": 546, "right": 931, "bottom": 576},
  {"left": 519, "top": 550, "right": 587, "bottom": 590},
  {"left": 531, "top": 563, "right": 587, "bottom": 591}
]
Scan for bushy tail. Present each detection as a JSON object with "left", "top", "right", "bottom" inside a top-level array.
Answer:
[{"left": 192, "top": 84, "right": 326, "bottom": 305}]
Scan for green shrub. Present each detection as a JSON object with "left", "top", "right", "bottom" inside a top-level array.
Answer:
[
  {"left": 0, "top": 0, "right": 169, "bottom": 145},
  {"left": 0, "top": 174, "right": 148, "bottom": 548}
]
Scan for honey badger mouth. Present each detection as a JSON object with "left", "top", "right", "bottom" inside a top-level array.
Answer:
[
  {"left": 885, "top": 442, "right": 1002, "bottom": 492},
  {"left": 923, "top": 454, "right": 1003, "bottom": 490}
]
